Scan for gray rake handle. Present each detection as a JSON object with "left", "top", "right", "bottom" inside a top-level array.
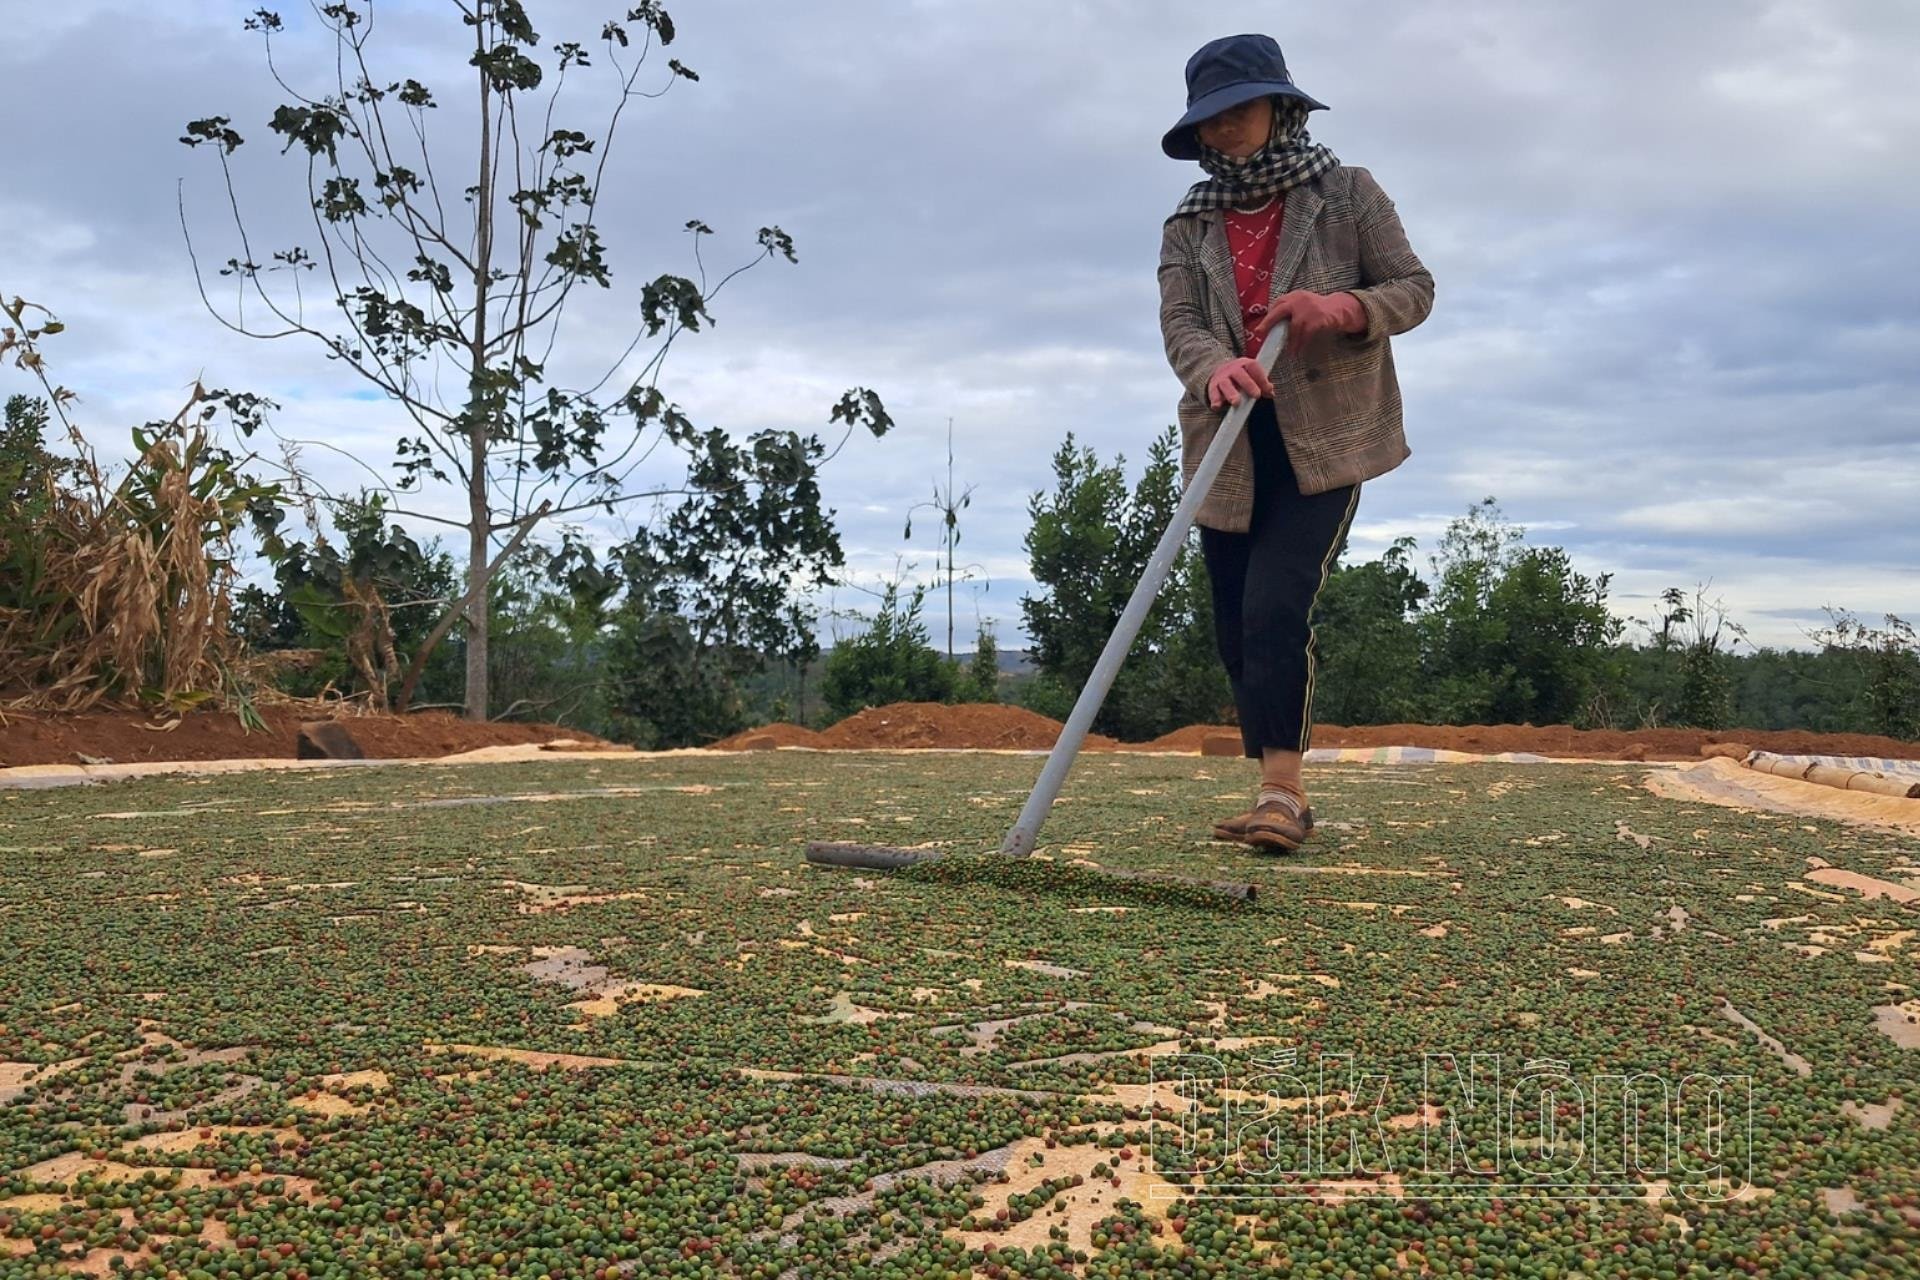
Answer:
[{"left": 999, "top": 324, "right": 1288, "bottom": 856}]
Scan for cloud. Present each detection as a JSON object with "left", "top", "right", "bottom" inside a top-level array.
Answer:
[{"left": 3, "top": 0, "right": 1916, "bottom": 655}]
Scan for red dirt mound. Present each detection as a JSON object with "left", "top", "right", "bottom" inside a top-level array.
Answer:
[
  {"left": 1135, "top": 724, "right": 1240, "bottom": 753},
  {"left": 711, "top": 722, "right": 828, "bottom": 750},
  {"left": 0, "top": 706, "right": 604, "bottom": 769},
  {"left": 744, "top": 702, "right": 1123, "bottom": 752}
]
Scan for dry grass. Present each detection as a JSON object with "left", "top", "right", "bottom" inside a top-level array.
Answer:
[
  {"left": 2, "top": 416, "right": 247, "bottom": 711},
  {"left": 3, "top": 297, "right": 267, "bottom": 712}
]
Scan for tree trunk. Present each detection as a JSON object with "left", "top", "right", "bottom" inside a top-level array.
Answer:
[
  {"left": 393, "top": 503, "right": 550, "bottom": 715},
  {"left": 463, "top": 497, "right": 489, "bottom": 720},
  {"left": 462, "top": 25, "right": 497, "bottom": 722}
]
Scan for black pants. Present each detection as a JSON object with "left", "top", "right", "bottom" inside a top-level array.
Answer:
[{"left": 1199, "top": 401, "right": 1360, "bottom": 759}]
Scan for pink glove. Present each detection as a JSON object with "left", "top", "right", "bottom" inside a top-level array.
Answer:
[
  {"left": 1251, "top": 291, "right": 1367, "bottom": 356},
  {"left": 1206, "top": 356, "right": 1276, "bottom": 409}
]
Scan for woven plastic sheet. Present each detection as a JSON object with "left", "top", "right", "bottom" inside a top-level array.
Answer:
[
  {"left": 1745, "top": 752, "right": 1920, "bottom": 778},
  {"left": 1305, "top": 745, "right": 1551, "bottom": 765}
]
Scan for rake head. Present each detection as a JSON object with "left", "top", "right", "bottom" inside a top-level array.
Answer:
[{"left": 803, "top": 840, "right": 1257, "bottom": 905}]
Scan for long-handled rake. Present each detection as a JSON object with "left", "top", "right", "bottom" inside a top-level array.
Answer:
[{"left": 805, "top": 325, "right": 1290, "bottom": 902}]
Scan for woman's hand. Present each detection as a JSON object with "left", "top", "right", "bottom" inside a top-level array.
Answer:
[
  {"left": 1251, "top": 290, "right": 1367, "bottom": 356},
  {"left": 1206, "top": 356, "right": 1276, "bottom": 409}
]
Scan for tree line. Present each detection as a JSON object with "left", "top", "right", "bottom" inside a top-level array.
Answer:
[
  {"left": 8, "top": 376, "right": 1915, "bottom": 747},
  {"left": 1005, "top": 431, "right": 1917, "bottom": 743},
  {"left": 3, "top": 1, "right": 1911, "bottom": 746}
]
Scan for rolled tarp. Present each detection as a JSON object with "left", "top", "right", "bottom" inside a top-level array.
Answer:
[{"left": 1742, "top": 751, "right": 1920, "bottom": 799}]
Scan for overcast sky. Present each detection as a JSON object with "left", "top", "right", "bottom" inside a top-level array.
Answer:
[{"left": 5, "top": 0, "right": 1917, "bottom": 652}]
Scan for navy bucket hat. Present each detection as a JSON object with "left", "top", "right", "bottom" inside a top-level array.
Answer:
[{"left": 1161, "top": 33, "right": 1328, "bottom": 160}]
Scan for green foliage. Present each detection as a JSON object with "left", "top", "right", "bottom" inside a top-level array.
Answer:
[
  {"left": 599, "top": 426, "right": 850, "bottom": 747},
  {"left": 482, "top": 549, "right": 613, "bottom": 729},
  {"left": 604, "top": 608, "right": 749, "bottom": 749},
  {"left": 956, "top": 625, "right": 1002, "bottom": 704},
  {"left": 1020, "top": 428, "right": 1229, "bottom": 741},
  {"left": 1724, "top": 646, "right": 1862, "bottom": 734},
  {"left": 1606, "top": 586, "right": 1748, "bottom": 730},
  {"left": 1679, "top": 646, "right": 1733, "bottom": 730},
  {"left": 2, "top": 305, "right": 284, "bottom": 710},
  {"left": 1416, "top": 500, "right": 1622, "bottom": 726},
  {"left": 1816, "top": 609, "right": 1920, "bottom": 740},
  {"left": 820, "top": 583, "right": 955, "bottom": 719},
  {"left": 1016, "top": 474, "right": 1920, "bottom": 742},
  {"left": 1103, "top": 542, "right": 1232, "bottom": 739},
  {"left": 1, "top": 394, "right": 64, "bottom": 506},
  {"left": 235, "top": 492, "right": 459, "bottom": 706},
  {"left": 1309, "top": 537, "right": 1428, "bottom": 726},
  {"left": 620, "top": 428, "right": 842, "bottom": 668},
  {"left": 182, "top": 0, "right": 889, "bottom": 717},
  {"left": 228, "top": 415, "right": 856, "bottom": 744},
  {"left": 1486, "top": 545, "right": 1623, "bottom": 724}
]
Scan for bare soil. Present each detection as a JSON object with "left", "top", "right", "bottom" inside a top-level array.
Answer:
[
  {"left": 714, "top": 702, "right": 1920, "bottom": 762},
  {"left": 11, "top": 699, "right": 1914, "bottom": 768},
  {"left": 0, "top": 705, "right": 601, "bottom": 768},
  {"left": 726, "top": 722, "right": 836, "bottom": 749},
  {"left": 811, "top": 702, "right": 1122, "bottom": 752}
]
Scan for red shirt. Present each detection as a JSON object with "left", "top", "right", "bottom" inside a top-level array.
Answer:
[{"left": 1223, "top": 198, "right": 1283, "bottom": 358}]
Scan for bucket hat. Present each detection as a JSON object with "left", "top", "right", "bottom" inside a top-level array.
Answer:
[{"left": 1161, "top": 34, "right": 1327, "bottom": 160}]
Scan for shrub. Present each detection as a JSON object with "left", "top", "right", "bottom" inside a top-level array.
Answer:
[{"left": 820, "top": 583, "right": 954, "bottom": 718}]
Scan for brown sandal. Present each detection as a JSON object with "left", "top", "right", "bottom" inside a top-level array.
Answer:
[
  {"left": 1214, "top": 805, "right": 1314, "bottom": 844},
  {"left": 1242, "top": 800, "right": 1314, "bottom": 852}
]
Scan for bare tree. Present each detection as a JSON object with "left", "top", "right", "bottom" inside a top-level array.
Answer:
[{"left": 903, "top": 418, "right": 987, "bottom": 659}]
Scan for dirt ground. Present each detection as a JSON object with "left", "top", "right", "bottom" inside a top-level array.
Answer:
[
  {"left": 7, "top": 698, "right": 1916, "bottom": 769},
  {"left": 715, "top": 702, "right": 1920, "bottom": 762},
  {"left": 816, "top": 702, "right": 1123, "bottom": 752},
  {"left": 0, "top": 704, "right": 597, "bottom": 768}
]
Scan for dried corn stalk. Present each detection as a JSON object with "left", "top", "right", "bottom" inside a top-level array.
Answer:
[{"left": 1, "top": 296, "right": 279, "bottom": 710}]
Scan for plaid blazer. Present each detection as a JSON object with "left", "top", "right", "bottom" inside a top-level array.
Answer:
[{"left": 1158, "top": 165, "right": 1433, "bottom": 532}]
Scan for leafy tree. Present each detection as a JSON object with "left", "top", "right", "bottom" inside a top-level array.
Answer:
[
  {"left": 1, "top": 395, "right": 67, "bottom": 507},
  {"left": 1815, "top": 609, "right": 1920, "bottom": 740},
  {"left": 1019, "top": 427, "right": 1229, "bottom": 740},
  {"left": 1416, "top": 498, "right": 1520, "bottom": 722},
  {"left": 1100, "top": 538, "right": 1233, "bottom": 737},
  {"left": 956, "top": 624, "right": 1001, "bottom": 703},
  {"left": 1419, "top": 499, "right": 1620, "bottom": 726},
  {"left": 483, "top": 545, "right": 613, "bottom": 727},
  {"left": 1615, "top": 585, "right": 1747, "bottom": 729},
  {"left": 237, "top": 491, "right": 460, "bottom": 707},
  {"left": 617, "top": 429, "right": 841, "bottom": 674},
  {"left": 820, "top": 582, "right": 954, "bottom": 718},
  {"left": 604, "top": 607, "right": 747, "bottom": 748},
  {"left": 1310, "top": 536, "right": 1428, "bottom": 725},
  {"left": 179, "top": 0, "right": 887, "bottom": 720},
  {"left": 1724, "top": 646, "right": 1858, "bottom": 734},
  {"left": 1484, "top": 545, "right": 1622, "bottom": 725},
  {"left": 598, "top": 425, "right": 848, "bottom": 745},
  {"left": 1672, "top": 588, "right": 1746, "bottom": 729},
  {"left": 1023, "top": 436, "right": 1126, "bottom": 682}
]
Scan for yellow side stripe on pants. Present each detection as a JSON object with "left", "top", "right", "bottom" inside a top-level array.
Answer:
[{"left": 1297, "top": 484, "right": 1363, "bottom": 753}]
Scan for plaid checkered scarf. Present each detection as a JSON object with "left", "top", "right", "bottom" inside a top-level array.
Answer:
[{"left": 1170, "top": 98, "right": 1339, "bottom": 219}]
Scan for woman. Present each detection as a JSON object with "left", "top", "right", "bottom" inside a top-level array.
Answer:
[{"left": 1158, "top": 34, "right": 1433, "bottom": 852}]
